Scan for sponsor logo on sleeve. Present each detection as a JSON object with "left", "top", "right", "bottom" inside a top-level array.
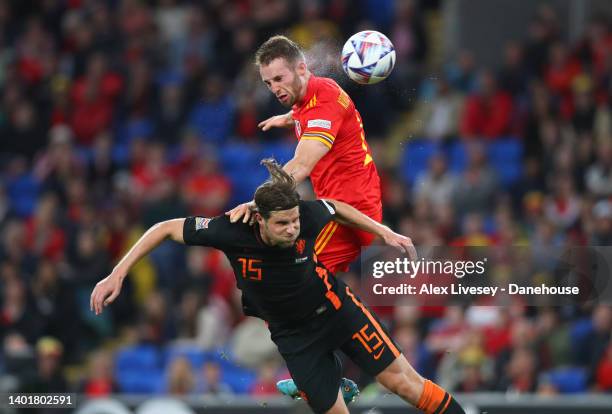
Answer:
[
  {"left": 195, "top": 217, "right": 211, "bottom": 230},
  {"left": 307, "top": 119, "right": 332, "bottom": 130}
]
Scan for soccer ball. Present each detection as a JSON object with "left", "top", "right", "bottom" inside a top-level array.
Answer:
[{"left": 341, "top": 31, "right": 396, "bottom": 85}]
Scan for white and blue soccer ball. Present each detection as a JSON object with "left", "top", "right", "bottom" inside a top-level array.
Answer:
[{"left": 341, "top": 30, "right": 396, "bottom": 85}]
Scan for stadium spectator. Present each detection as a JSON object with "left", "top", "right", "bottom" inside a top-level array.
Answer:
[
  {"left": 1, "top": 99, "right": 46, "bottom": 161},
  {"left": 2, "top": 332, "right": 34, "bottom": 386},
  {"left": 1, "top": 276, "right": 44, "bottom": 345},
  {"left": 409, "top": 77, "right": 464, "bottom": 142},
  {"left": 165, "top": 356, "right": 196, "bottom": 396},
  {"left": 583, "top": 306, "right": 612, "bottom": 384},
  {"left": 446, "top": 50, "right": 478, "bottom": 94},
  {"left": 452, "top": 142, "right": 498, "bottom": 217},
  {"left": 585, "top": 141, "right": 612, "bottom": 197},
  {"left": 414, "top": 153, "right": 457, "bottom": 208},
  {"left": 20, "top": 337, "right": 68, "bottom": 393},
  {"left": 80, "top": 350, "right": 119, "bottom": 397},
  {"left": 590, "top": 200, "right": 612, "bottom": 245},
  {"left": 69, "top": 53, "right": 123, "bottom": 145},
  {"left": 249, "top": 357, "right": 282, "bottom": 396},
  {"left": 154, "top": 80, "right": 188, "bottom": 146},
  {"left": 496, "top": 347, "right": 539, "bottom": 393},
  {"left": 544, "top": 174, "right": 582, "bottom": 230},
  {"left": 534, "top": 308, "right": 571, "bottom": 370},
  {"left": 460, "top": 69, "right": 514, "bottom": 139},
  {"left": 437, "top": 328, "right": 493, "bottom": 392},
  {"left": 199, "top": 360, "right": 233, "bottom": 395},
  {"left": 30, "top": 259, "right": 80, "bottom": 360},
  {"left": 498, "top": 42, "right": 530, "bottom": 98},
  {"left": 545, "top": 42, "right": 582, "bottom": 106},
  {"left": 595, "top": 343, "right": 612, "bottom": 392},
  {"left": 188, "top": 74, "right": 235, "bottom": 144},
  {"left": 180, "top": 153, "right": 232, "bottom": 217}
]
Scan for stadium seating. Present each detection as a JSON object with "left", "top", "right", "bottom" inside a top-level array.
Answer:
[
  {"left": 400, "top": 139, "right": 441, "bottom": 185},
  {"left": 447, "top": 140, "right": 468, "bottom": 173},
  {"left": 570, "top": 318, "right": 594, "bottom": 365},
  {"left": 545, "top": 367, "right": 588, "bottom": 393},
  {"left": 487, "top": 139, "right": 522, "bottom": 186},
  {"left": 215, "top": 353, "right": 257, "bottom": 394},
  {"left": 6, "top": 172, "right": 40, "bottom": 218},
  {"left": 115, "top": 345, "right": 164, "bottom": 394},
  {"left": 400, "top": 138, "right": 523, "bottom": 187},
  {"left": 119, "top": 345, "right": 257, "bottom": 394},
  {"left": 163, "top": 346, "right": 209, "bottom": 370}
]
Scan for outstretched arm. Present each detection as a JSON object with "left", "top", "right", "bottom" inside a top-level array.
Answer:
[
  {"left": 90, "top": 218, "right": 185, "bottom": 315},
  {"left": 328, "top": 200, "right": 417, "bottom": 259},
  {"left": 258, "top": 111, "right": 294, "bottom": 131}
]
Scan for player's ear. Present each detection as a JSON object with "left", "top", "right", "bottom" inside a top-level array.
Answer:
[
  {"left": 296, "top": 61, "right": 307, "bottom": 76},
  {"left": 254, "top": 212, "right": 264, "bottom": 225}
]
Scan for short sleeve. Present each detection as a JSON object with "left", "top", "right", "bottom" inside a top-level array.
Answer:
[
  {"left": 183, "top": 216, "right": 231, "bottom": 248},
  {"left": 300, "top": 200, "right": 337, "bottom": 236}
]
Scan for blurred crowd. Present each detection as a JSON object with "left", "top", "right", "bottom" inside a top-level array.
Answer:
[{"left": 0, "top": 0, "right": 611, "bottom": 401}]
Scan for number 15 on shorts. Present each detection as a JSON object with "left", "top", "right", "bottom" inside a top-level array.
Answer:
[{"left": 352, "top": 323, "right": 385, "bottom": 360}]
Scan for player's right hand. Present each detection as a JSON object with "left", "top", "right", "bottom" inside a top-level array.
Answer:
[
  {"left": 381, "top": 227, "right": 418, "bottom": 261},
  {"left": 258, "top": 113, "right": 292, "bottom": 131},
  {"left": 90, "top": 274, "right": 124, "bottom": 315},
  {"left": 226, "top": 200, "right": 257, "bottom": 224}
]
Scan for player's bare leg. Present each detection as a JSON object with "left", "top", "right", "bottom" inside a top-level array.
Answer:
[
  {"left": 325, "top": 389, "right": 350, "bottom": 414},
  {"left": 375, "top": 353, "right": 425, "bottom": 403},
  {"left": 376, "top": 354, "right": 466, "bottom": 414}
]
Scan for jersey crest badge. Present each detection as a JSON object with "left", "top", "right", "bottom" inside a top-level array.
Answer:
[{"left": 295, "top": 238, "right": 306, "bottom": 255}]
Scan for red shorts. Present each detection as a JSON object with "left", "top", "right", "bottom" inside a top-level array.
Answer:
[{"left": 314, "top": 209, "right": 383, "bottom": 274}]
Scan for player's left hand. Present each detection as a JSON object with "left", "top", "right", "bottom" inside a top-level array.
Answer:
[
  {"left": 381, "top": 227, "right": 417, "bottom": 260},
  {"left": 226, "top": 200, "right": 257, "bottom": 224}
]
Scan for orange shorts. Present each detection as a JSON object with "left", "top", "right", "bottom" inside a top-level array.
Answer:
[{"left": 314, "top": 209, "right": 383, "bottom": 274}]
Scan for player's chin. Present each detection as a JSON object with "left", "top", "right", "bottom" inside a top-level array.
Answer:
[{"left": 277, "top": 95, "right": 293, "bottom": 107}]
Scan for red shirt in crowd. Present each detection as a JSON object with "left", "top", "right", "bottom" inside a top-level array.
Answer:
[{"left": 460, "top": 91, "right": 513, "bottom": 138}]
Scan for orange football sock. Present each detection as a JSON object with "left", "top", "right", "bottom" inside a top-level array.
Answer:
[{"left": 416, "top": 379, "right": 465, "bottom": 414}]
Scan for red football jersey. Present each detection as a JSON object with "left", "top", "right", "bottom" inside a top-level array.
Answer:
[{"left": 292, "top": 75, "right": 382, "bottom": 215}]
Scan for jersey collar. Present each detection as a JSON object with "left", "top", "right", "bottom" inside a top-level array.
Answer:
[
  {"left": 253, "top": 223, "right": 266, "bottom": 247},
  {"left": 293, "top": 74, "right": 317, "bottom": 110}
]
